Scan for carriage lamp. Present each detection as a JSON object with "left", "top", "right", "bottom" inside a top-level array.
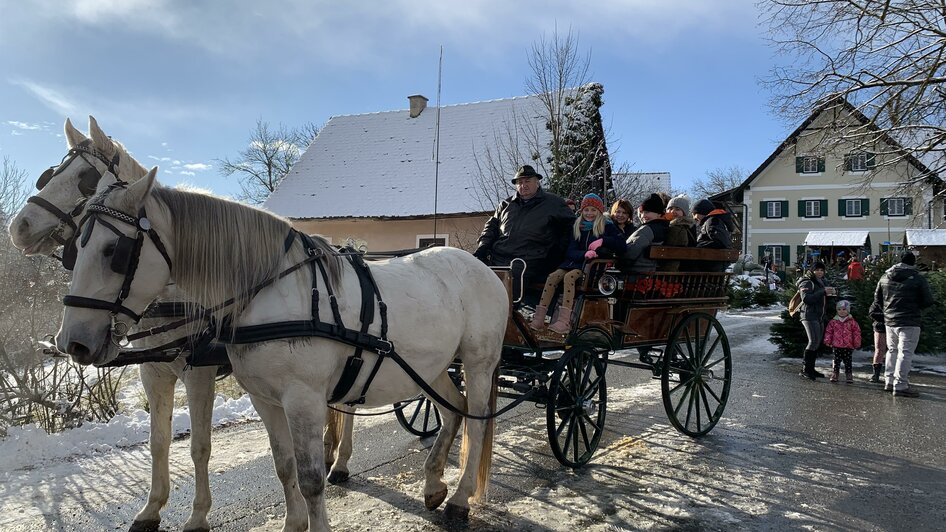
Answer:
[{"left": 598, "top": 274, "right": 618, "bottom": 295}]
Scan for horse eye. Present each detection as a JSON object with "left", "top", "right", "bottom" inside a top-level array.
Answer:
[{"left": 104, "top": 243, "right": 116, "bottom": 257}]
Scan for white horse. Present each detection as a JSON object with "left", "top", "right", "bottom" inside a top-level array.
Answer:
[
  {"left": 56, "top": 169, "right": 505, "bottom": 530},
  {"left": 8, "top": 118, "right": 222, "bottom": 531}
]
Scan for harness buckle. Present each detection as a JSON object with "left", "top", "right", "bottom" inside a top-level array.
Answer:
[
  {"left": 110, "top": 314, "right": 130, "bottom": 348},
  {"left": 376, "top": 339, "right": 393, "bottom": 355}
]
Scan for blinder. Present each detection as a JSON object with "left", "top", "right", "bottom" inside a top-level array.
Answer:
[{"left": 111, "top": 235, "right": 139, "bottom": 275}]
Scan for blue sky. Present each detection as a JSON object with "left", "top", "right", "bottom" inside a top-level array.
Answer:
[{"left": 0, "top": 0, "right": 791, "bottom": 201}]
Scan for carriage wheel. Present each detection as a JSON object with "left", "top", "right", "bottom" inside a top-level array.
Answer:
[
  {"left": 547, "top": 344, "right": 607, "bottom": 468},
  {"left": 661, "top": 312, "right": 732, "bottom": 437},
  {"left": 394, "top": 398, "right": 442, "bottom": 438}
]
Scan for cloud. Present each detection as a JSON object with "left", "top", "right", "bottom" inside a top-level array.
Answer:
[
  {"left": 182, "top": 163, "right": 211, "bottom": 171},
  {"left": 179, "top": 170, "right": 196, "bottom": 176},
  {"left": 6, "top": 121, "right": 43, "bottom": 130},
  {"left": 10, "top": 79, "right": 80, "bottom": 116}
]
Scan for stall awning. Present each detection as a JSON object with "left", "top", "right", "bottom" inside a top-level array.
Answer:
[
  {"left": 804, "top": 231, "right": 870, "bottom": 247},
  {"left": 905, "top": 229, "right": 946, "bottom": 246}
]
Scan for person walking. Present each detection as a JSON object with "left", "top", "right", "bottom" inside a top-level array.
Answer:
[
  {"left": 797, "top": 260, "right": 834, "bottom": 379},
  {"left": 867, "top": 319, "right": 887, "bottom": 384},
  {"left": 869, "top": 251, "right": 934, "bottom": 397},
  {"left": 823, "top": 300, "right": 862, "bottom": 383}
]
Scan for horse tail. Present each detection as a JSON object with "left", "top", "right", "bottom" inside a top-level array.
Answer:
[
  {"left": 324, "top": 407, "right": 345, "bottom": 458},
  {"left": 471, "top": 368, "right": 498, "bottom": 503}
]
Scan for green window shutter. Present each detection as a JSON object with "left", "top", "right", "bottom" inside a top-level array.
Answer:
[
  {"left": 866, "top": 152, "right": 876, "bottom": 169},
  {"left": 817, "top": 157, "right": 826, "bottom": 173},
  {"left": 795, "top": 157, "right": 804, "bottom": 173},
  {"left": 880, "top": 198, "right": 888, "bottom": 216},
  {"left": 861, "top": 198, "right": 869, "bottom": 216},
  {"left": 905, "top": 198, "right": 913, "bottom": 215},
  {"left": 843, "top": 155, "right": 853, "bottom": 172},
  {"left": 759, "top": 201, "right": 767, "bottom": 219},
  {"left": 838, "top": 199, "right": 846, "bottom": 217},
  {"left": 781, "top": 200, "right": 789, "bottom": 218},
  {"left": 796, "top": 245, "right": 806, "bottom": 261},
  {"left": 758, "top": 245, "right": 765, "bottom": 260},
  {"left": 820, "top": 199, "right": 828, "bottom": 216},
  {"left": 798, "top": 200, "right": 806, "bottom": 218},
  {"left": 782, "top": 245, "right": 791, "bottom": 265}
]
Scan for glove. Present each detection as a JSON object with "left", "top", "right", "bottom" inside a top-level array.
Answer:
[
  {"left": 584, "top": 250, "right": 598, "bottom": 259},
  {"left": 588, "top": 239, "right": 603, "bottom": 251},
  {"left": 472, "top": 248, "right": 490, "bottom": 265}
]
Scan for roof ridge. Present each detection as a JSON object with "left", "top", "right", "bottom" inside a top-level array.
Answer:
[{"left": 326, "top": 93, "right": 545, "bottom": 120}]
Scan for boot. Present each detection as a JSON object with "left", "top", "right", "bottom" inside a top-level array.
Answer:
[
  {"left": 845, "top": 369, "right": 854, "bottom": 384},
  {"left": 810, "top": 351, "right": 826, "bottom": 378},
  {"left": 867, "top": 364, "right": 883, "bottom": 383},
  {"left": 799, "top": 350, "right": 821, "bottom": 380},
  {"left": 829, "top": 369, "right": 839, "bottom": 383},
  {"left": 529, "top": 305, "right": 548, "bottom": 331},
  {"left": 548, "top": 307, "right": 573, "bottom": 335}
]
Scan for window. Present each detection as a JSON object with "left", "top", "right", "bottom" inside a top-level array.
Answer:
[
  {"left": 845, "top": 199, "right": 862, "bottom": 217},
  {"left": 805, "top": 200, "right": 821, "bottom": 217},
  {"left": 416, "top": 234, "right": 448, "bottom": 248},
  {"left": 887, "top": 198, "right": 905, "bottom": 216},
  {"left": 796, "top": 155, "right": 825, "bottom": 174},
  {"left": 766, "top": 201, "right": 782, "bottom": 218},
  {"left": 771, "top": 246, "right": 783, "bottom": 264},
  {"left": 845, "top": 152, "right": 875, "bottom": 172}
]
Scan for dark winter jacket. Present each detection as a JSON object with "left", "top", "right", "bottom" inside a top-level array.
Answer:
[
  {"left": 613, "top": 222, "right": 635, "bottom": 240},
  {"left": 663, "top": 215, "right": 697, "bottom": 272},
  {"left": 797, "top": 272, "right": 831, "bottom": 322},
  {"left": 618, "top": 218, "right": 669, "bottom": 273},
  {"left": 869, "top": 264, "right": 934, "bottom": 328},
  {"left": 695, "top": 209, "right": 735, "bottom": 250},
  {"left": 473, "top": 188, "right": 575, "bottom": 281},
  {"left": 559, "top": 220, "right": 628, "bottom": 270}
]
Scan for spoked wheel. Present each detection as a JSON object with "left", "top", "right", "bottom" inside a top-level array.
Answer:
[
  {"left": 547, "top": 344, "right": 607, "bottom": 468},
  {"left": 394, "top": 397, "right": 442, "bottom": 437},
  {"left": 661, "top": 312, "right": 732, "bottom": 437}
]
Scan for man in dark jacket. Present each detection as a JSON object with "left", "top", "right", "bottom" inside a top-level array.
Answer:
[
  {"left": 869, "top": 251, "right": 934, "bottom": 397},
  {"left": 473, "top": 165, "right": 575, "bottom": 284}
]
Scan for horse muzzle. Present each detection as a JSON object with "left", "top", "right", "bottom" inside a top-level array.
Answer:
[{"left": 56, "top": 321, "right": 119, "bottom": 366}]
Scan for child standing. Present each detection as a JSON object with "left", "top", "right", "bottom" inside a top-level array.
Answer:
[
  {"left": 824, "top": 300, "right": 862, "bottom": 383},
  {"left": 531, "top": 193, "right": 627, "bottom": 334}
]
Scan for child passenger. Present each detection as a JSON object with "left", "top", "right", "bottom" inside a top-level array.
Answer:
[
  {"left": 824, "top": 299, "right": 862, "bottom": 383},
  {"left": 531, "top": 193, "right": 627, "bottom": 334}
]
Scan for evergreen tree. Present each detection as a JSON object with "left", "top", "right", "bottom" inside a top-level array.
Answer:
[{"left": 548, "top": 82, "right": 611, "bottom": 201}]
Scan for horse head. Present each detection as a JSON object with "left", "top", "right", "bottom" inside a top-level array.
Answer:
[
  {"left": 56, "top": 167, "right": 173, "bottom": 366},
  {"left": 9, "top": 116, "right": 147, "bottom": 256}
]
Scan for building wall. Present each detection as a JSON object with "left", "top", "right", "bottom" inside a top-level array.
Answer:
[
  {"left": 292, "top": 214, "right": 489, "bottom": 252},
  {"left": 744, "top": 112, "right": 936, "bottom": 267}
]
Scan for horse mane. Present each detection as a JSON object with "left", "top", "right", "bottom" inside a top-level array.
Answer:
[
  {"left": 145, "top": 186, "right": 341, "bottom": 329},
  {"left": 89, "top": 134, "right": 149, "bottom": 183}
]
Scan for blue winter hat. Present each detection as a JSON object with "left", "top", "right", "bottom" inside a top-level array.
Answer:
[{"left": 837, "top": 300, "right": 850, "bottom": 311}]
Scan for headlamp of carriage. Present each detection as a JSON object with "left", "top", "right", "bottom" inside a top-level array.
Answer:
[{"left": 598, "top": 274, "right": 618, "bottom": 296}]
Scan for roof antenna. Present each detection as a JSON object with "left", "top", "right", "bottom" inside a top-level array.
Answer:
[{"left": 432, "top": 45, "right": 443, "bottom": 246}]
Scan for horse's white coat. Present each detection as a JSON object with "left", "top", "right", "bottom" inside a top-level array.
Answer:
[{"left": 57, "top": 169, "right": 507, "bottom": 530}]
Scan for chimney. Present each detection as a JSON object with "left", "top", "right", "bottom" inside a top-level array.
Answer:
[{"left": 408, "top": 94, "right": 428, "bottom": 118}]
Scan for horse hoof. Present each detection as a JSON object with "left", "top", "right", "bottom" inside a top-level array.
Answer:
[
  {"left": 444, "top": 502, "right": 470, "bottom": 521},
  {"left": 129, "top": 520, "right": 160, "bottom": 532},
  {"left": 328, "top": 470, "right": 349, "bottom": 484},
  {"left": 183, "top": 527, "right": 210, "bottom": 532},
  {"left": 425, "top": 488, "right": 448, "bottom": 510}
]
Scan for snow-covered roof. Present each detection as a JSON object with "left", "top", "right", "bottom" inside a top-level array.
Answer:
[
  {"left": 264, "top": 94, "right": 551, "bottom": 219},
  {"left": 804, "top": 231, "right": 870, "bottom": 246},
  {"left": 905, "top": 229, "right": 946, "bottom": 246}
]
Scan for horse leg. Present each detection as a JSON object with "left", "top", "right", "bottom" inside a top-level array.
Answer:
[
  {"left": 130, "top": 363, "right": 176, "bottom": 532},
  {"left": 444, "top": 363, "right": 499, "bottom": 521},
  {"left": 180, "top": 366, "right": 218, "bottom": 532},
  {"left": 283, "top": 392, "right": 331, "bottom": 532},
  {"left": 422, "top": 373, "right": 465, "bottom": 511},
  {"left": 326, "top": 405, "right": 354, "bottom": 484},
  {"left": 250, "top": 397, "right": 308, "bottom": 532}
]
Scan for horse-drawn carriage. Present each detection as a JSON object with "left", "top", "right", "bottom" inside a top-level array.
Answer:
[
  {"left": 14, "top": 117, "right": 738, "bottom": 529},
  {"left": 394, "top": 246, "right": 737, "bottom": 468}
]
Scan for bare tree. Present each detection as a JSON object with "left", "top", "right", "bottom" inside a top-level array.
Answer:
[
  {"left": 0, "top": 157, "right": 29, "bottom": 224},
  {"left": 761, "top": 0, "right": 946, "bottom": 187},
  {"left": 690, "top": 166, "right": 747, "bottom": 200},
  {"left": 218, "top": 119, "right": 321, "bottom": 204},
  {"left": 471, "top": 27, "right": 612, "bottom": 206}
]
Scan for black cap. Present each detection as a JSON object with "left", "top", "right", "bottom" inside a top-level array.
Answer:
[
  {"left": 900, "top": 251, "right": 916, "bottom": 266},
  {"left": 511, "top": 165, "right": 543, "bottom": 184}
]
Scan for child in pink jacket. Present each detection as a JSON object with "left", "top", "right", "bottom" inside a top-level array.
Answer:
[{"left": 824, "top": 300, "right": 862, "bottom": 383}]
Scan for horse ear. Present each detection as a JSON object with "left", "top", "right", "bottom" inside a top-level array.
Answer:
[
  {"left": 95, "top": 170, "right": 121, "bottom": 194},
  {"left": 125, "top": 166, "right": 158, "bottom": 210},
  {"left": 88, "top": 116, "right": 112, "bottom": 154},
  {"left": 64, "top": 117, "right": 86, "bottom": 148}
]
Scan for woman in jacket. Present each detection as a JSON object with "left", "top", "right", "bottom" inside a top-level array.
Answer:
[{"left": 797, "top": 260, "right": 834, "bottom": 379}]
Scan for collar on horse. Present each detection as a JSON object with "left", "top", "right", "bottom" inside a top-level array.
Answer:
[{"left": 28, "top": 139, "right": 122, "bottom": 247}]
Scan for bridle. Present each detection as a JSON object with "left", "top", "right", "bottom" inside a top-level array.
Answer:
[
  {"left": 61, "top": 187, "right": 173, "bottom": 344},
  {"left": 27, "top": 140, "right": 121, "bottom": 246}
]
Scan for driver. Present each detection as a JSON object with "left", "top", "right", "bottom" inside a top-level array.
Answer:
[{"left": 472, "top": 165, "right": 575, "bottom": 286}]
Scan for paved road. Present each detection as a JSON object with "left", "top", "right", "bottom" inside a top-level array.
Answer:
[{"left": 4, "top": 308, "right": 944, "bottom": 531}]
